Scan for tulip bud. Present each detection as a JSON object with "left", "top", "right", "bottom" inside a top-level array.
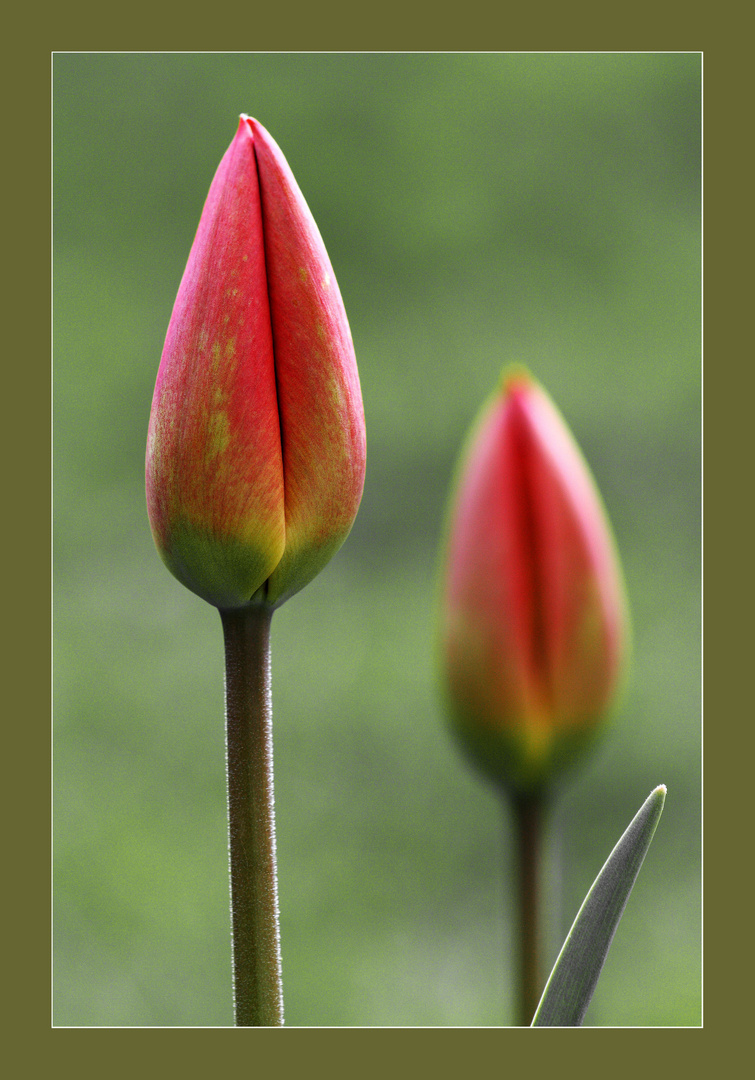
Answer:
[
  {"left": 439, "top": 367, "right": 628, "bottom": 795},
  {"left": 146, "top": 116, "right": 366, "bottom": 610}
]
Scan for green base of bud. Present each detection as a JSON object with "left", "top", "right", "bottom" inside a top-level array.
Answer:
[{"left": 449, "top": 714, "right": 606, "bottom": 799}]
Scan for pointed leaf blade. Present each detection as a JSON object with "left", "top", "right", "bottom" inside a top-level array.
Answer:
[{"left": 531, "top": 784, "right": 666, "bottom": 1027}]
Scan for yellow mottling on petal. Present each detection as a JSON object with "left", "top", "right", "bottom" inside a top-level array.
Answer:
[
  {"left": 206, "top": 412, "right": 230, "bottom": 460},
  {"left": 210, "top": 342, "right": 222, "bottom": 375},
  {"left": 298, "top": 267, "right": 308, "bottom": 284},
  {"left": 329, "top": 377, "right": 345, "bottom": 411},
  {"left": 225, "top": 338, "right": 236, "bottom": 359}
]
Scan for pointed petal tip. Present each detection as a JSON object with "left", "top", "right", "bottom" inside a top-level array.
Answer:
[
  {"left": 500, "top": 363, "right": 534, "bottom": 396},
  {"left": 232, "top": 115, "right": 256, "bottom": 148},
  {"left": 240, "top": 117, "right": 279, "bottom": 160},
  {"left": 241, "top": 115, "right": 267, "bottom": 140}
]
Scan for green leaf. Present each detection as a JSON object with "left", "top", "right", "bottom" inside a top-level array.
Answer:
[{"left": 531, "top": 784, "right": 666, "bottom": 1027}]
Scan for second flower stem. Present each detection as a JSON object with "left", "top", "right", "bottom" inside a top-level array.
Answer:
[
  {"left": 512, "top": 790, "right": 544, "bottom": 1026},
  {"left": 220, "top": 605, "right": 284, "bottom": 1027}
]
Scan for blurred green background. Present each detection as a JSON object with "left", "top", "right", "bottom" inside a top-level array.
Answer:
[{"left": 53, "top": 53, "right": 701, "bottom": 1027}]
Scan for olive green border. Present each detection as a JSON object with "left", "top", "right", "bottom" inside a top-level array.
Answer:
[{"left": 25, "top": 2, "right": 737, "bottom": 1075}]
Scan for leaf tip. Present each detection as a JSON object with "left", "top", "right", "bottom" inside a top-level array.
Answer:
[{"left": 652, "top": 783, "right": 667, "bottom": 806}]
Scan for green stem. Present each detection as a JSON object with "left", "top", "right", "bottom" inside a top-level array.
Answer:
[
  {"left": 512, "top": 790, "right": 544, "bottom": 1026},
  {"left": 220, "top": 605, "right": 284, "bottom": 1027}
]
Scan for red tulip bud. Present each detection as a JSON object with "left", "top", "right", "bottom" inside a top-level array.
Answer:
[
  {"left": 439, "top": 368, "right": 628, "bottom": 794},
  {"left": 146, "top": 116, "right": 366, "bottom": 610}
]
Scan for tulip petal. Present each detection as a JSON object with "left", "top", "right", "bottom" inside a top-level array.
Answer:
[
  {"left": 147, "top": 119, "right": 285, "bottom": 608},
  {"left": 248, "top": 118, "right": 366, "bottom": 607}
]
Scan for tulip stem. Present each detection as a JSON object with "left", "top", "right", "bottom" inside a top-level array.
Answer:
[
  {"left": 220, "top": 605, "right": 284, "bottom": 1027},
  {"left": 512, "top": 791, "right": 544, "bottom": 1026}
]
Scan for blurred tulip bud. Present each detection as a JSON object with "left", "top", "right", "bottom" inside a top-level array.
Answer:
[
  {"left": 439, "top": 367, "right": 628, "bottom": 794},
  {"left": 146, "top": 116, "right": 366, "bottom": 610}
]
